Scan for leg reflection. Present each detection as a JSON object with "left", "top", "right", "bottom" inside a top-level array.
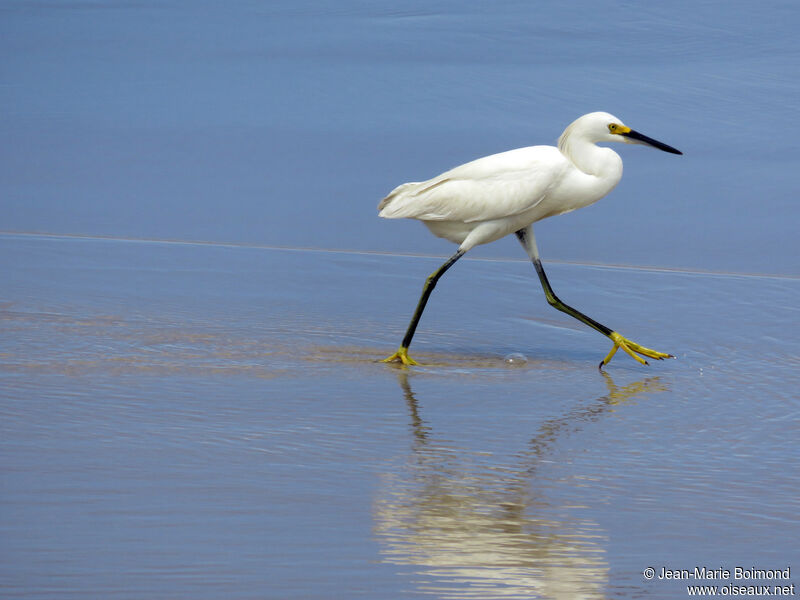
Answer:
[{"left": 375, "top": 371, "right": 668, "bottom": 599}]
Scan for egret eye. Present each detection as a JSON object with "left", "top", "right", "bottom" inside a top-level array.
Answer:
[{"left": 608, "top": 124, "right": 617, "bottom": 132}]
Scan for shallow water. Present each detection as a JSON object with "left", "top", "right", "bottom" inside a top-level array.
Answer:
[
  {"left": 2, "top": 234, "right": 798, "bottom": 599},
  {"left": 2, "top": 1, "right": 799, "bottom": 597},
  {"left": 2, "top": 1, "right": 799, "bottom": 274}
]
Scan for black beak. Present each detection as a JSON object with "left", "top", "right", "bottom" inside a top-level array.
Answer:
[{"left": 623, "top": 129, "right": 682, "bottom": 155}]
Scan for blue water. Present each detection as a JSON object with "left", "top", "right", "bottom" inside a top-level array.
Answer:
[
  {"left": 1, "top": 1, "right": 798, "bottom": 274},
  {"left": 2, "top": 233, "right": 798, "bottom": 599},
  {"left": 2, "top": 2, "right": 799, "bottom": 599}
]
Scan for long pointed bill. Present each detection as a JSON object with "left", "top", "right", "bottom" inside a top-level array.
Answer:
[{"left": 622, "top": 129, "right": 682, "bottom": 154}]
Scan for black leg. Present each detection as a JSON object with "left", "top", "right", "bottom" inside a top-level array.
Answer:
[
  {"left": 382, "top": 249, "right": 465, "bottom": 365},
  {"left": 515, "top": 227, "right": 673, "bottom": 368},
  {"left": 515, "top": 230, "right": 612, "bottom": 337}
]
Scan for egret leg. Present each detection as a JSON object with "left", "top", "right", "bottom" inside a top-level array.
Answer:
[
  {"left": 382, "top": 249, "right": 465, "bottom": 366},
  {"left": 515, "top": 227, "right": 673, "bottom": 368}
]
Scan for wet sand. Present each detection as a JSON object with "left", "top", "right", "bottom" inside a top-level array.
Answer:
[{"left": 2, "top": 233, "right": 797, "bottom": 598}]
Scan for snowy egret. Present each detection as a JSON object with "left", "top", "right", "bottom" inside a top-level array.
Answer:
[{"left": 379, "top": 112, "right": 682, "bottom": 368}]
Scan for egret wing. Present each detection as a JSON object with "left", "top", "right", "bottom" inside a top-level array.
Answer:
[{"left": 378, "top": 146, "right": 568, "bottom": 222}]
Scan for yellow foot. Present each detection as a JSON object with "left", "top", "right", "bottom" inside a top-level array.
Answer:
[
  {"left": 599, "top": 331, "right": 674, "bottom": 369},
  {"left": 381, "top": 346, "right": 419, "bottom": 366}
]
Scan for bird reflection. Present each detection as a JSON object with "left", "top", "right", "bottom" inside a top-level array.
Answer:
[{"left": 375, "top": 371, "right": 667, "bottom": 599}]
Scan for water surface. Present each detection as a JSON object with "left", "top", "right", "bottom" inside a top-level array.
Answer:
[
  {"left": 2, "top": 234, "right": 798, "bottom": 598},
  {"left": 1, "top": 1, "right": 798, "bottom": 273},
  {"left": 2, "top": 2, "right": 798, "bottom": 598}
]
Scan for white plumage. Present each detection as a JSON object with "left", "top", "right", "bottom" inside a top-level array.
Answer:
[
  {"left": 378, "top": 111, "right": 681, "bottom": 368},
  {"left": 378, "top": 112, "right": 635, "bottom": 251}
]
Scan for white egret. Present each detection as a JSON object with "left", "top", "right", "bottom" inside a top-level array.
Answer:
[{"left": 378, "top": 111, "right": 682, "bottom": 368}]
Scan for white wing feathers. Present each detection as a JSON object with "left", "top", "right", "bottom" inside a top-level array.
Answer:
[{"left": 378, "top": 146, "right": 567, "bottom": 223}]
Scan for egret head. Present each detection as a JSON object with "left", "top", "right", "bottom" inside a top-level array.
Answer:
[
  {"left": 560, "top": 112, "right": 682, "bottom": 155},
  {"left": 605, "top": 115, "right": 682, "bottom": 155}
]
